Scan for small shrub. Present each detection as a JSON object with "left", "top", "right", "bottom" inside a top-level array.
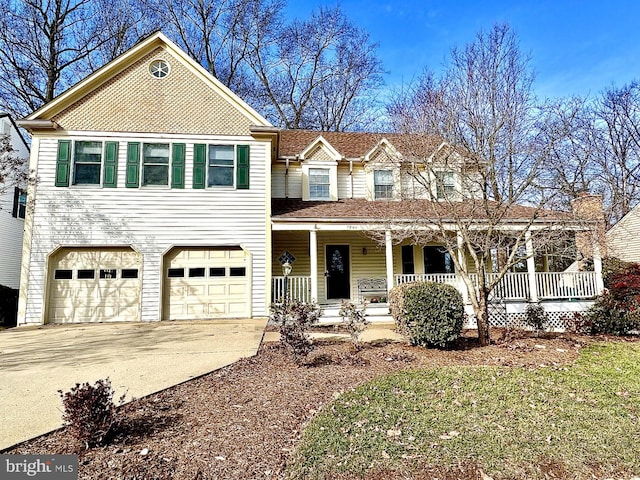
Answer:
[
  {"left": 587, "top": 293, "right": 640, "bottom": 336},
  {"left": 339, "top": 301, "right": 369, "bottom": 350},
  {"left": 389, "top": 282, "right": 417, "bottom": 335},
  {"left": 59, "top": 378, "right": 125, "bottom": 449},
  {"left": 602, "top": 257, "right": 632, "bottom": 288},
  {"left": 270, "top": 300, "right": 321, "bottom": 363},
  {"left": 403, "top": 282, "right": 464, "bottom": 348},
  {"left": 564, "top": 312, "right": 592, "bottom": 334},
  {"left": 524, "top": 302, "right": 549, "bottom": 333}
]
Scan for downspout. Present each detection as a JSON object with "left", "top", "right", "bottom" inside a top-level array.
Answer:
[
  {"left": 349, "top": 159, "right": 353, "bottom": 199},
  {"left": 285, "top": 158, "right": 290, "bottom": 198}
]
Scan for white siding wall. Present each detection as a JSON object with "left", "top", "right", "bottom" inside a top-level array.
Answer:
[
  {"left": 0, "top": 116, "right": 29, "bottom": 290},
  {"left": 22, "top": 134, "right": 270, "bottom": 324},
  {"left": 0, "top": 188, "right": 24, "bottom": 289}
]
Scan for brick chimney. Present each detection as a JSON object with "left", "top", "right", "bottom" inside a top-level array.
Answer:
[{"left": 571, "top": 193, "right": 606, "bottom": 266}]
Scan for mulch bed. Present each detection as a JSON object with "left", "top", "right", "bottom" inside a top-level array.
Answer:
[{"left": 7, "top": 330, "right": 594, "bottom": 479}]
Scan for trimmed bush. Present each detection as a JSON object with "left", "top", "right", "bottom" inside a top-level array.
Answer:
[
  {"left": 524, "top": 302, "right": 549, "bottom": 333},
  {"left": 402, "top": 282, "right": 464, "bottom": 348},
  {"left": 388, "top": 282, "right": 417, "bottom": 335}
]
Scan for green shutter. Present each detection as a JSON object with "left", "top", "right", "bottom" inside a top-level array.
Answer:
[
  {"left": 171, "top": 143, "right": 185, "bottom": 189},
  {"left": 236, "top": 145, "right": 250, "bottom": 189},
  {"left": 125, "top": 142, "right": 140, "bottom": 188},
  {"left": 193, "top": 144, "right": 206, "bottom": 189},
  {"left": 55, "top": 140, "right": 71, "bottom": 187},
  {"left": 103, "top": 141, "right": 119, "bottom": 188}
]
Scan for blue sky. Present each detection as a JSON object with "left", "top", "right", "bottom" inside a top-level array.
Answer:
[{"left": 286, "top": 0, "right": 640, "bottom": 100}]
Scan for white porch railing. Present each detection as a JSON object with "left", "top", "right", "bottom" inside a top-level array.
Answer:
[
  {"left": 395, "top": 273, "right": 459, "bottom": 286},
  {"left": 395, "top": 272, "right": 598, "bottom": 301},
  {"left": 272, "top": 276, "right": 312, "bottom": 303},
  {"left": 535, "top": 272, "right": 598, "bottom": 300}
]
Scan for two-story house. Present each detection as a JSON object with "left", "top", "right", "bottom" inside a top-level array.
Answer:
[{"left": 17, "top": 33, "right": 603, "bottom": 328}]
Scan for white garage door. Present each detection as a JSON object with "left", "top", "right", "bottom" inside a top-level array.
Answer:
[
  {"left": 49, "top": 247, "right": 142, "bottom": 323},
  {"left": 163, "top": 247, "right": 250, "bottom": 320}
]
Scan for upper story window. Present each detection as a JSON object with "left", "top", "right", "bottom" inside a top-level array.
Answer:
[
  {"left": 12, "top": 187, "right": 26, "bottom": 219},
  {"left": 309, "top": 168, "right": 330, "bottom": 200},
  {"left": 208, "top": 145, "right": 234, "bottom": 187},
  {"left": 374, "top": 170, "right": 394, "bottom": 199},
  {"left": 73, "top": 141, "right": 102, "bottom": 185},
  {"left": 142, "top": 143, "right": 170, "bottom": 186},
  {"left": 435, "top": 171, "right": 455, "bottom": 200}
]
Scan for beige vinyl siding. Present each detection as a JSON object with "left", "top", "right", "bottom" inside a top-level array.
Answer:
[
  {"left": 607, "top": 206, "right": 640, "bottom": 262},
  {"left": 272, "top": 231, "right": 311, "bottom": 276},
  {"left": 271, "top": 163, "right": 286, "bottom": 198},
  {"left": 22, "top": 134, "right": 270, "bottom": 324}
]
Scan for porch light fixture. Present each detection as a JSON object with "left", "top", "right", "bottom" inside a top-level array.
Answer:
[
  {"left": 362, "top": 247, "right": 367, "bottom": 255},
  {"left": 282, "top": 261, "right": 292, "bottom": 277}
]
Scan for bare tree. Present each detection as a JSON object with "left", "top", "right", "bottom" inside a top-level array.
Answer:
[
  {"left": 592, "top": 83, "right": 640, "bottom": 224},
  {"left": 0, "top": 134, "right": 28, "bottom": 202},
  {"left": 0, "top": 0, "right": 150, "bottom": 116},
  {"left": 244, "top": 5, "right": 385, "bottom": 130},
  {"left": 384, "top": 24, "right": 590, "bottom": 346}
]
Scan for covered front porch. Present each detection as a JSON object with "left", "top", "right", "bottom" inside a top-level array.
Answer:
[{"left": 271, "top": 224, "right": 604, "bottom": 325}]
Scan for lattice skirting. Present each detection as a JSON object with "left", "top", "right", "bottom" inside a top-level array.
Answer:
[{"left": 463, "top": 300, "right": 595, "bottom": 331}]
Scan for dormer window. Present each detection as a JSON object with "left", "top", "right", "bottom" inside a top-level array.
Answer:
[
  {"left": 374, "top": 170, "right": 394, "bottom": 199},
  {"left": 436, "top": 170, "right": 455, "bottom": 199},
  {"left": 309, "top": 168, "right": 330, "bottom": 200}
]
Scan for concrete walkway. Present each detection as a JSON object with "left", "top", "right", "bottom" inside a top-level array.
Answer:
[{"left": 0, "top": 319, "right": 267, "bottom": 450}]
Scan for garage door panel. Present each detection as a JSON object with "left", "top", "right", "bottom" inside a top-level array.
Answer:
[
  {"left": 164, "top": 247, "right": 250, "bottom": 320},
  {"left": 48, "top": 248, "right": 142, "bottom": 323}
]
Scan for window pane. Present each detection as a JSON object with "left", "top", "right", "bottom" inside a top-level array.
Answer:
[
  {"left": 75, "top": 141, "right": 102, "bottom": 163},
  {"left": 143, "top": 144, "right": 170, "bottom": 163},
  {"left": 374, "top": 170, "right": 394, "bottom": 199},
  {"left": 209, "top": 145, "right": 234, "bottom": 162},
  {"left": 309, "top": 168, "right": 330, "bottom": 200},
  {"left": 54, "top": 269, "right": 73, "bottom": 280},
  {"left": 189, "top": 267, "right": 205, "bottom": 277},
  {"left": 208, "top": 166, "right": 234, "bottom": 186},
  {"left": 230, "top": 267, "right": 246, "bottom": 277},
  {"left": 74, "top": 163, "right": 101, "bottom": 185},
  {"left": 143, "top": 165, "right": 169, "bottom": 185},
  {"left": 100, "top": 269, "right": 117, "bottom": 279},
  {"left": 209, "top": 267, "right": 226, "bottom": 277},
  {"left": 121, "top": 269, "right": 139, "bottom": 279},
  {"left": 168, "top": 268, "right": 184, "bottom": 278},
  {"left": 77, "top": 269, "right": 95, "bottom": 279}
]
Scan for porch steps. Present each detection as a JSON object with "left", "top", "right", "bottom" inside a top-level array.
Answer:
[{"left": 318, "top": 304, "right": 393, "bottom": 325}]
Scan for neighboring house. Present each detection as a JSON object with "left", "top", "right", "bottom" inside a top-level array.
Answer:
[
  {"left": 0, "top": 113, "right": 29, "bottom": 291},
  {"left": 17, "top": 33, "right": 604, "bottom": 327},
  {"left": 606, "top": 204, "right": 640, "bottom": 263}
]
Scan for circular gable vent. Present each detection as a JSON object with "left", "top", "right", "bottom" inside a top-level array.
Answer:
[{"left": 149, "top": 59, "right": 170, "bottom": 78}]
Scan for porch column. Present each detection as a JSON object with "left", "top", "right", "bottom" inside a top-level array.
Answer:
[
  {"left": 457, "top": 231, "right": 469, "bottom": 304},
  {"left": 385, "top": 230, "right": 394, "bottom": 293},
  {"left": 525, "top": 230, "right": 538, "bottom": 302},
  {"left": 309, "top": 229, "right": 318, "bottom": 302},
  {"left": 593, "top": 240, "right": 605, "bottom": 294}
]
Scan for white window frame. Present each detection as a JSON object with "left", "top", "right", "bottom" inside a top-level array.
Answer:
[
  {"left": 142, "top": 143, "right": 170, "bottom": 187},
  {"left": 72, "top": 140, "right": 103, "bottom": 186},
  {"left": 435, "top": 170, "right": 456, "bottom": 200},
  {"left": 302, "top": 162, "right": 338, "bottom": 201},
  {"left": 207, "top": 144, "right": 235, "bottom": 188},
  {"left": 373, "top": 169, "right": 394, "bottom": 199}
]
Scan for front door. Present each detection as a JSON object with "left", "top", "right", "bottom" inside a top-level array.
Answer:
[{"left": 326, "top": 244, "right": 350, "bottom": 299}]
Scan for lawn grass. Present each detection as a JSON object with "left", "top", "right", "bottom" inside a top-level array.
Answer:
[{"left": 288, "top": 342, "right": 640, "bottom": 479}]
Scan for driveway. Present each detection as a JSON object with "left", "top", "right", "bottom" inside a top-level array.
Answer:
[{"left": 0, "top": 319, "right": 267, "bottom": 450}]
